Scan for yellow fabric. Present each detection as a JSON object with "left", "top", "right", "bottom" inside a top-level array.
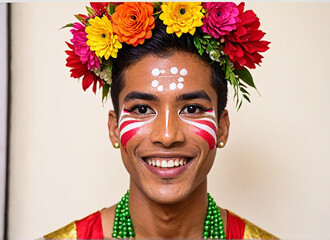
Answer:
[
  {"left": 228, "top": 210, "right": 278, "bottom": 239},
  {"left": 243, "top": 218, "right": 278, "bottom": 239},
  {"left": 43, "top": 221, "right": 77, "bottom": 240}
]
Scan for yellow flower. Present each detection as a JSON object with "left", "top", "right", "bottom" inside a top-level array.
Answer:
[
  {"left": 159, "top": 2, "right": 204, "bottom": 37},
  {"left": 86, "top": 15, "right": 122, "bottom": 60}
]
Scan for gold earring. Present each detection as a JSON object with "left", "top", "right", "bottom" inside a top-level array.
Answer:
[
  {"left": 114, "top": 142, "right": 120, "bottom": 148},
  {"left": 218, "top": 141, "right": 225, "bottom": 148}
]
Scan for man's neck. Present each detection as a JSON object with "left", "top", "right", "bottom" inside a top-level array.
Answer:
[{"left": 129, "top": 180, "right": 208, "bottom": 239}]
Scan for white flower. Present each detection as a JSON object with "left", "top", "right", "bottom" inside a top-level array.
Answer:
[{"left": 94, "top": 67, "right": 112, "bottom": 84}]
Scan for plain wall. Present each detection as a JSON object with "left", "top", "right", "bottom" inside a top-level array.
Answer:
[
  {"left": 0, "top": 3, "right": 8, "bottom": 239},
  {"left": 8, "top": 2, "right": 330, "bottom": 239}
]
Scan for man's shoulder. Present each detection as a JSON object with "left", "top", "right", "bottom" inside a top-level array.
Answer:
[
  {"left": 228, "top": 210, "right": 278, "bottom": 239},
  {"left": 44, "top": 221, "right": 77, "bottom": 240},
  {"left": 43, "top": 211, "right": 102, "bottom": 239}
]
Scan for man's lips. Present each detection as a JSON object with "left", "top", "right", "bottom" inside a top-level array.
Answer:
[{"left": 141, "top": 155, "right": 193, "bottom": 178}]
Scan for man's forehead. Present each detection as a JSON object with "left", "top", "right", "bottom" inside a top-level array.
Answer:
[{"left": 121, "top": 53, "right": 214, "bottom": 98}]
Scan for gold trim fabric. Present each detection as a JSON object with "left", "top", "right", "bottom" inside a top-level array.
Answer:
[
  {"left": 243, "top": 218, "right": 278, "bottom": 239},
  {"left": 43, "top": 221, "right": 77, "bottom": 240}
]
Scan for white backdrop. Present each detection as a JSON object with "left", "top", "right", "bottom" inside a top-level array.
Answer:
[
  {"left": 0, "top": 3, "right": 8, "bottom": 239},
  {"left": 8, "top": 2, "right": 330, "bottom": 239}
]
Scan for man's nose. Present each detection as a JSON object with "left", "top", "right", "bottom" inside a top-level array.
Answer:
[{"left": 150, "top": 109, "right": 185, "bottom": 147}]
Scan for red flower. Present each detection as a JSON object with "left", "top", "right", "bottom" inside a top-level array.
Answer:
[
  {"left": 65, "top": 42, "right": 104, "bottom": 93},
  {"left": 90, "top": 2, "right": 109, "bottom": 14},
  {"left": 223, "top": 3, "right": 270, "bottom": 69}
]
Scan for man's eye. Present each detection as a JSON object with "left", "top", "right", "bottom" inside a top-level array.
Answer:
[
  {"left": 180, "top": 105, "right": 204, "bottom": 114},
  {"left": 135, "top": 106, "right": 150, "bottom": 114},
  {"left": 126, "top": 105, "right": 154, "bottom": 115}
]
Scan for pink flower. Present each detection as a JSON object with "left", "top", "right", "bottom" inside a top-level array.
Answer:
[
  {"left": 70, "top": 22, "right": 100, "bottom": 70},
  {"left": 202, "top": 2, "right": 240, "bottom": 38},
  {"left": 65, "top": 42, "right": 103, "bottom": 93}
]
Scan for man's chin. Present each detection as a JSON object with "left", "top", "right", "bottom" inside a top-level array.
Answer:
[{"left": 141, "top": 184, "right": 194, "bottom": 205}]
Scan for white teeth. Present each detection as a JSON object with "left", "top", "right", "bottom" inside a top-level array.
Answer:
[
  {"left": 174, "top": 159, "right": 179, "bottom": 167},
  {"left": 161, "top": 160, "right": 168, "bottom": 168},
  {"left": 168, "top": 160, "right": 174, "bottom": 167},
  {"left": 146, "top": 158, "right": 189, "bottom": 168}
]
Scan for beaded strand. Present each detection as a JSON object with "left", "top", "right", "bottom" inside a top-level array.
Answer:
[
  {"left": 112, "top": 191, "right": 134, "bottom": 238},
  {"left": 112, "top": 190, "right": 226, "bottom": 239},
  {"left": 203, "top": 193, "right": 225, "bottom": 239}
]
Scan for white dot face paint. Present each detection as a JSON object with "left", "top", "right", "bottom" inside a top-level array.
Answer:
[
  {"left": 150, "top": 67, "right": 188, "bottom": 91},
  {"left": 152, "top": 68, "right": 160, "bottom": 76},
  {"left": 169, "top": 83, "right": 176, "bottom": 90},
  {"left": 170, "top": 67, "right": 178, "bottom": 74},
  {"left": 151, "top": 80, "right": 159, "bottom": 87},
  {"left": 177, "top": 83, "right": 184, "bottom": 89},
  {"left": 180, "top": 68, "right": 188, "bottom": 76}
]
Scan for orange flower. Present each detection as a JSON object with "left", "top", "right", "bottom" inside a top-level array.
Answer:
[{"left": 112, "top": 2, "right": 155, "bottom": 47}]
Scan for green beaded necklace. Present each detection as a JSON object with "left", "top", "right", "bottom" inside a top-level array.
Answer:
[{"left": 112, "top": 190, "right": 226, "bottom": 239}]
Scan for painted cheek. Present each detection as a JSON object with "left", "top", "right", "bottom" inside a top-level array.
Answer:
[
  {"left": 180, "top": 111, "right": 217, "bottom": 150},
  {"left": 118, "top": 110, "right": 155, "bottom": 147},
  {"left": 119, "top": 120, "right": 141, "bottom": 147}
]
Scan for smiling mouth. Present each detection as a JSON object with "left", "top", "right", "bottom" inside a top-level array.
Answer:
[{"left": 143, "top": 157, "right": 192, "bottom": 168}]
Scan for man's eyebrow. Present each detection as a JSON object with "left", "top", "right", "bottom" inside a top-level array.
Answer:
[
  {"left": 177, "top": 90, "right": 212, "bottom": 102},
  {"left": 123, "top": 91, "right": 159, "bottom": 103}
]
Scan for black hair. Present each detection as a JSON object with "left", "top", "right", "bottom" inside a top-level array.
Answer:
[{"left": 110, "top": 20, "right": 227, "bottom": 120}]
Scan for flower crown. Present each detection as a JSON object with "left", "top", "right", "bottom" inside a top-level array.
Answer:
[{"left": 64, "top": 2, "right": 270, "bottom": 110}]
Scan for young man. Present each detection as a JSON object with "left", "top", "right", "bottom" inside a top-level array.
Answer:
[{"left": 45, "top": 2, "right": 275, "bottom": 239}]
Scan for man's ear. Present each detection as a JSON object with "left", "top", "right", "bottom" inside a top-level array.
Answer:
[
  {"left": 108, "top": 110, "right": 120, "bottom": 146},
  {"left": 217, "top": 109, "right": 230, "bottom": 147}
]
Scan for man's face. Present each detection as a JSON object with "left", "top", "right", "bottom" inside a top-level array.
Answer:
[{"left": 109, "top": 52, "right": 228, "bottom": 204}]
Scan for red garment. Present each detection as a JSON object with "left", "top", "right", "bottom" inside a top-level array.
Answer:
[
  {"left": 75, "top": 210, "right": 246, "bottom": 239},
  {"left": 227, "top": 210, "right": 245, "bottom": 239},
  {"left": 76, "top": 211, "right": 103, "bottom": 239}
]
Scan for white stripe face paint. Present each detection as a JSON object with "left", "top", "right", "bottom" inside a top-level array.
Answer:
[
  {"left": 118, "top": 108, "right": 157, "bottom": 147},
  {"left": 179, "top": 109, "right": 218, "bottom": 150},
  {"left": 165, "top": 108, "right": 169, "bottom": 137}
]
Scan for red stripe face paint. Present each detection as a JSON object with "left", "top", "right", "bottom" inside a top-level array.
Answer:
[
  {"left": 179, "top": 109, "right": 217, "bottom": 150},
  {"left": 118, "top": 109, "right": 156, "bottom": 147}
]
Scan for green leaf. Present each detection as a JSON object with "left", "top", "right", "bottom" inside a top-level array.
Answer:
[
  {"left": 200, "top": 39, "right": 207, "bottom": 45},
  {"left": 224, "top": 62, "right": 236, "bottom": 85},
  {"left": 86, "top": 6, "right": 95, "bottom": 17},
  {"left": 152, "top": 2, "right": 162, "bottom": 10},
  {"left": 74, "top": 14, "right": 85, "bottom": 23},
  {"left": 59, "top": 23, "right": 74, "bottom": 30},
  {"left": 237, "top": 100, "right": 243, "bottom": 111},
  {"left": 102, "top": 83, "right": 110, "bottom": 102},
  {"left": 154, "top": 13, "right": 160, "bottom": 21},
  {"left": 193, "top": 35, "right": 204, "bottom": 55},
  {"left": 203, "top": 34, "right": 212, "bottom": 39},
  {"left": 240, "top": 82, "right": 248, "bottom": 89},
  {"left": 109, "top": 3, "right": 117, "bottom": 15},
  {"left": 234, "top": 67, "right": 255, "bottom": 89},
  {"left": 243, "top": 94, "right": 251, "bottom": 103},
  {"left": 240, "top": 87, "right": 249, "bottom": 95}
]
